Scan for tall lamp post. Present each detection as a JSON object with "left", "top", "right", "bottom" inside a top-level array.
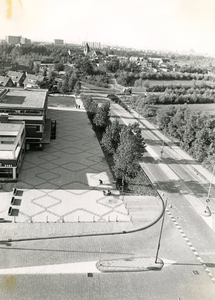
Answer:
[
  {"left": 160, "top": 126, "right": 166, "bottom": 159},
  {"left": 155, "top": 195, "right": 167, "bottom": 264},
  {"left": 203, "top": 164, "right": 214, "bottom": 217}
]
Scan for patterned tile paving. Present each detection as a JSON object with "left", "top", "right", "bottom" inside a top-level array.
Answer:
[{"left": 1, "top": 109, "right": 130, "bottom": 223}]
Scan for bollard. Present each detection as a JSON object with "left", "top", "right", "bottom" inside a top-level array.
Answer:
[
  {"left": 108, "top": 215, "right": 110, "bottom": 222},
  {"left": 14, "top": 217, "right": 16, "bottom": 223},
  {"left": 78, "top": 216, "right": 80, "bottom": 222},
  {"left": 30, "top": 217, "right": 33, "bottom": 223},
  {"left": 116, "top": 215, "right": 118, "bottom": 222},
  {"left": 46, "top": 216, "right": 49, "bottom": 223},
  {"left": 93, "top": 216, "right": 95, "bottom": 222}
]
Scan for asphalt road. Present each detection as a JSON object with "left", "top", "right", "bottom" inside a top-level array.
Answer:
[
  {"left": 0, "top": 212, "right": 214, "bottom": 300},
  {"left": 111, "top": 101, "right": 215, "bottom": 280}
]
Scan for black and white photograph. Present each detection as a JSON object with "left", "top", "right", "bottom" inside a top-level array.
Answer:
[{"left": 0, "top": 0, "right": 215, "bottom": 299}]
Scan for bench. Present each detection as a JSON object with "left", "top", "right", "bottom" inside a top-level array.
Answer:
[
  {"left": 8, "top": 207, "right": 13, "bottom": 216},
  {"left": 12, "top": 188, "right": 17, "bottom": 196},
  {"left": 11, "top": 197, "right": 16, "bottom": 205}
]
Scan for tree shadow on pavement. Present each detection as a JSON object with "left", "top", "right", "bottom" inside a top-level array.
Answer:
[
  {"left": 204, "top": 263, "right": 215, "bottom": 268},
  {"left": 153, "top": 180, "right": 209, "bottom": 197}
]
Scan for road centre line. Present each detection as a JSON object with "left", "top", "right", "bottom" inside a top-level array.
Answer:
[{"left": 166, "top": 209, "right": 215, "bottom": 284}]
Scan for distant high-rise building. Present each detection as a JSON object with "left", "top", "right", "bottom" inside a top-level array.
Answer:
[
  {"left": 20, "top": 37, "right": 31, "bottom": 45},
  {"left": 5, "top": 35, "right": 22, "bottom": 45},
  {"left": 82, "top": 41, "right": 101, "bottom": 49},
  {"left": 54, "top": 39, "right": 64, "bottom": 46}
]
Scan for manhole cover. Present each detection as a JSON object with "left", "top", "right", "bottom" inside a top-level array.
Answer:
[{"left": 193, "top": 270, "right": 199, "bottom": 275}]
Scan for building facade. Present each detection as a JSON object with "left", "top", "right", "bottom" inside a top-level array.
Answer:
[
  {"left": 20, "top": 37, "right": 31, "bottom": 44},
  {"left": 0, "top": 120, "right": 25, "bottom": 181},
  {"left": 23, "top": 74, "right": 44, "bottom": 89},
  {"left": 5, "top": 36, "right": 22, "bottom": 45},
  {"left": 0, "top": 89, "right": 51, "bottom": 150},
  {"left": 54, "top": 39, "right": 64, "bottom": 46}
]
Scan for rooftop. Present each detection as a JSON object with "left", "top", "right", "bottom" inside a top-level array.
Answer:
[
  {"left": 0, "top": 89, "right": 48, "bottom": 109},
  {"left": 0, "top": 122, "right": 22, "bottom": 134}
]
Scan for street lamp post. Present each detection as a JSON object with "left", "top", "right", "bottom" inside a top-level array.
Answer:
[
  {"left": 160, "top": 127, "right": 166, "bottom": 159},
  {"left": 203, "top": 164, "right": 214, "bottom": 217},
  {"left": 155, "top": 196, "right": 167, "bottom": 264}
]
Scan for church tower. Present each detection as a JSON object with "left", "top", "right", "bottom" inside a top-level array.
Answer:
[{"left": 84, "top": 43, "right": 90, "bottom": 55}]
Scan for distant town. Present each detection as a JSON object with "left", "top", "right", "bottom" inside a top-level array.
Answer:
[{"left": 0, "top": 33, "right": 215, "bottom": 181}]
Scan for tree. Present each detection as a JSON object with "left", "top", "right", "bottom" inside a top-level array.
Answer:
[
  {"left": 157, "top": 105, "right": 177, "bottom": 130},
  {"left": 33, "top": 63, "right": 40, "bottom": 75},
  {"left": 144, "top": 79, "right": 150, "bottom": 89},
  {"left": 107, "top": 57, "right": 120, "bottom": 72},
  {"left": 75, "top": 57, "right": 94, "bottom": 75},
  {"left": 93, "top": 101, "right": 110, "bottom": 131},
  {"left": 57, "top": 81, "right": 62, "bottom": 93},
  {"left": 42, "top": 67, "right": 48, "bottom": 77},
  {"left": 27, "top": 60, "right": 34, "bottom": 70},
  {"left": 61, "top": 75, "right": 69, "bottom": 95},
  {"left": 74, "top": 80, "right": 81, "bottom": 96},
  {"left": 101, "top": 119, "right": 121, "bottom": 154},
  {"left": 68, "top": 73, "right": 78, "bottom": 91},
  {"left": 134, "top": 78, "right": 144, "bottom": 89},
  {"left": 82, "top": 95, "right": 98, "bottom": 120},
  {"left": 169, "top": 105, "right": 189, "bottom": 139},
  {"left": 54, "top": 63, "right": 64, "bottom": 72},
  {"left": 112, "top": 124, "right": 145, "bottom": 191}
]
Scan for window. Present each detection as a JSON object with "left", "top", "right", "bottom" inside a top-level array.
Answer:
[{"left": 36, "top": 125, "right": 43, "bottom": 133}]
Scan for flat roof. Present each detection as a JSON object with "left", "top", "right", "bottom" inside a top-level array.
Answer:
[
  {"left": 0, "top": 122, "right": 23, "bottom": 133},
  {"left": 0, "top": 89, "right": 47, "bottom": 109}
]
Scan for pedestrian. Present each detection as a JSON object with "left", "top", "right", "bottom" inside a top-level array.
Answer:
[{"left": 99, "top": 179, "right": 103, "bottom": 184}]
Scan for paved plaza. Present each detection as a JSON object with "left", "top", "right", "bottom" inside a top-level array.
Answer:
[{"left": 0, "top": 106, "right": 163, "bottom": 240}]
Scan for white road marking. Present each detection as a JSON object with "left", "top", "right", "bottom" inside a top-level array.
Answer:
[{"left": 0, "top": 261, "right": 101, "bottom": 275}]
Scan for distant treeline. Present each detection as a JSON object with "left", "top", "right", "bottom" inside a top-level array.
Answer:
[
  {"left": 145, "top": 84, "right": 215, "bottom": 105},
  {"left": 157, "top": 105, "right": 215, "bottom": 169}
]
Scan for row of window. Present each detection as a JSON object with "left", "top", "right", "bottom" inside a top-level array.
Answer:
[{"left": 0, "top": 109, "right": 43, "bottom": 115}]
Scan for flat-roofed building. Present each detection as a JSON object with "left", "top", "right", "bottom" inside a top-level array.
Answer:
[
  {"left": 0, "top": 89, "right": 51, "bottom": 149},
  {"left": 54, "top": 39, "right": 64, "bottom": 46},
  {"left": 20, "top": 37, "right": 31, "bottom": 44},
  {"left": 5, "top": 36, "right": 21, "bottom": 45},
  {"left": 0, "top": 120, "right": 25, "bottom": 180}
]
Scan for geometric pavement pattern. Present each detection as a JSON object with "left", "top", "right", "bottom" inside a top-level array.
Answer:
[
  {"left": 1, "top": 188, "right": 129, "bottom": 223},
  {"left": 1, "top": 108, "right": 130, "bottom": 222}
]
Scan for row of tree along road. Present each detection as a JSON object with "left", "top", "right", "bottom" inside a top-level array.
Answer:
[{"left": 81, "top": 94, "right": 146, "bottom": 192}]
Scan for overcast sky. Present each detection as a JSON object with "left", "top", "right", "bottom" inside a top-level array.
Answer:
[{"left": 0, "top": 0, "right": 215, "bottom": 53}]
